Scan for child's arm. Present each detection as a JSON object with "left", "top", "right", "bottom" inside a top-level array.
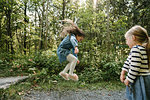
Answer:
[
  {"left": 70, "top": 35, "right": 79, "bottom": 55},
  {"left": 70, "top": 35, "right": 78, "bottom": 49},
  {"left": 77, "top": 60, "right": 80, "bottom": 64},
  {"left": 120, "top": 70, "right": 126, "bottom": 83},
  {"left": 120, "top": 70, "right": 130, "bottom": 86},
  {"left": 72, "top": 48, "right": 80, "bottom": 64},
  {"left": 120, "top": 56, "right": 130, "bottom": 83},
  {"left": 74, "top": 47, "right": 79, "bottom": 54},
  {"left": 72, "top": 48, "right": 78, "bottom": 58},
  {"left": 124, "top": 78, "right": 130, "bottom": 86},
  {"left": 126, "top": 47, "right": 141, "bottom": 83}
]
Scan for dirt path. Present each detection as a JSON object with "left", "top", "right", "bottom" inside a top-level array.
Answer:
[
  {"left": 0, "top": 76, "right": 28, "bottom": 89},
  {"left": 22, "top": 89, "right": 126, "bottom": 100}
]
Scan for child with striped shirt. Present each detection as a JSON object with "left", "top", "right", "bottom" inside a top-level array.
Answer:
[{"left": 120, "top": 25, "right": 150, "bottom": 100}]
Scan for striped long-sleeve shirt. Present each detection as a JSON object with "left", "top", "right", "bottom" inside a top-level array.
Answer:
[{"left": 122, "top": 45, "right": 150, "bottom": 83}]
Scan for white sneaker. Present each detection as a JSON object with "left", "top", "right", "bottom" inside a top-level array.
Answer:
[
  {"left": 68, "top": 74, "right": 78, "bottom": 81},
  {"left": 59, "top": 72, "right": 69, "bottom": 80}
]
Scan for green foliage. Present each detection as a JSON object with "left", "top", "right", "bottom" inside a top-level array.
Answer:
[
  {"left": 79, "top": 66, "right": 103, "bottom": 83},
  {"left": 11, "top": 50, "right": 63, "bottom": 76},
  {"left": 27, "top": 50, "right": 63, "bottom": 75},
  {"left": 0, "top": 53, "right": 14, "bottom": 77},
  {"left": 3, "top": 48, "right": 124, "bottom": 84},
  {"left": 0, "top": 81, "right": 32, "bottom": 100},
  {"left": 101, "top": 61, "right": 122, "bottom": 81},
  {"left": 79, "top": 59, "right": 123, "bottom": 83}
]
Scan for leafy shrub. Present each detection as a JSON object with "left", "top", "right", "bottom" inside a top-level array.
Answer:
[
  {"left": 78, "top": 60, "right": 123, "bottom": 83},
  {"left": 0, "top": 53, "right": 12, "bottom": 68},
  {"left": 79, "top": 66, "right": 103, "bottom": 83},
  {"left": 11, "top": 50, "right": 64, "bottom": 76},
  {"left": 9, "top": 48, "right": 124, "bottom": 83},
  {"left": 101, "top": 61, "right": 122, "bottom": 81},
  {"left": 27, "top": 51, "right": 64, "bottom": 75}
]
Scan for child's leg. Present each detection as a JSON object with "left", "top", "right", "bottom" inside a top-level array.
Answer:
[
  {"left": 59, "top": 62, "right": 71, "bottom": 80},
  {"left": 66, "top": 54, "right": 78, "bottom": 81},
  {"left": 60, "top": 54, "right": 78, "bottom": 81},
  {"left": 66, "top": 54, "right": 78, "bottom": 75},
  {"left": 59, "top": 54, "right": 76, "bottom": 80},
  {"left": 62, "top": 63, "right": 71, "bottom": 73}
]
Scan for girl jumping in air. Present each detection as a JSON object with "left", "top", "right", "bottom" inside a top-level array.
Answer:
[
  {"left": 57, "top": 19, "right": 85, "bottom": 81},
  {"left": 120, "top": 25, "right": 150, "bottom": 100}
]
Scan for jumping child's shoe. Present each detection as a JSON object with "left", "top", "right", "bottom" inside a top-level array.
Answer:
[
  {"left": 59, "top": 72, "right": 69, "bottom": 80},
  {"left": 68, "top": 74, "right": 78, "bottom": 81}
]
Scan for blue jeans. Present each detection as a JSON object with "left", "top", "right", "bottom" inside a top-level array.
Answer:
[{"left": 125, "top": 75, "right": 150, "bottom": 100}]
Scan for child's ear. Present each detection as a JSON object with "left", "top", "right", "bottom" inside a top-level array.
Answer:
[{"left": 132, "top": 35, "right": 136, "bottom": 41}]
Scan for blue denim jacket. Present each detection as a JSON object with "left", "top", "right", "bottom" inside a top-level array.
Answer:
[{"left": 57, "top": 34, "right": 78, "bottom": 63}]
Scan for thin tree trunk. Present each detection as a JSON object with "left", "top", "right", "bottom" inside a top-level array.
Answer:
[
  {"left": 34, "top": 6, "right": 37, "bottom": 52},
  {"left": 45, "top": 0, "right": 49, "bottom": 49},
  {"left": 24, "top": 1, "right": 27, "bottom": 55},
  {"left": 0, "top": 17, "right": 2, "bottom": 40},
  {"left": 15, "top": 17, "right": 18, "bottom": 53},
  {"left": 39, "top": 15, "right": 42, "bottom": 49},
  {"left": 106, "top": 0, "right": 110, "bottom": 53},
  {"left": 93, "top": 0, "right": 97, "bottom": 10},
  {"left": 6, "top": 0, "right": 14, "bottom": 54},
  {"left": 29, "top": 25, "right": 31, "bottom": 54},
  {"left": 62, "top": 0, "right": 65, "bottom": 20},
  {"left": 132, "top": 0, "right": 138, "bottom": 25},
  {"left": 39, "top": 0, "right": 45, "bottom": 50}
]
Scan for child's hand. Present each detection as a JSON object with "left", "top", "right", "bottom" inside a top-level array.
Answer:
[
  {"left": 120, "top": 70, "right": 126, "bottom": 83},
  {"left": 77, "top": 60, "right": 80, "bottom": 64},
  {"left": 74, "top": 47, "right": 79, "bottom": 54},
  {"left": 124, "top": 79, "right": 130, "bottom": 86},
  {"left": 120, "top": 74, "right": 125, "bottom": 83}
]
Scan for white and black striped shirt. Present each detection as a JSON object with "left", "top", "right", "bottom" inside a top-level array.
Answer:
[{"left": 122, "top": 45, "right": 150, "bottom": 83}]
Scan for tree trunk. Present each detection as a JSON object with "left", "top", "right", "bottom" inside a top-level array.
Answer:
[
  {"left": 0, "top": 17, "right": 2, "bottom": 40},
  {"left": 93, "top": 0, "right": 97, "bottom": 10},
  {"left": 39, "top": 0, "right": 45, "bottom": 50},
  {"left": 106, "top": 0, "right": 110, "bottom": 53},
  {"left": 34, "top": 6, "right": 37, "bottom": 52},
  {"left": 6, "top": 0, "right": 14, "bottom": 54},
  {"left": 24, "top": 1, "right": 27, "bottom": 55},
  {"left": 132, "top": 0, "right": 138, "bottom": 25},
  {"left": 29, "top": 26, "right": 31, "bottom": 54},
  {"left": 39, "top": 15, "right": 42, "bottom": 49},
  {"left": 45, "top": 0, "right": 49, "bottom": 49},
  {"left": 62, "top": 0, "right": 65, "bottom": 20}
]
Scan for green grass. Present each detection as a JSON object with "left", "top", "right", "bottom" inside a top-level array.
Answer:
[
  {"left": 0, "top": 65, "right": 29, "bottom": 77},
  {"left": 37, "top": 80, "right": 125, "bottom": 91},
  {"left": 53, "top": 80, "right": 124, "bottom": 91},
  {"left": 0, "top": 81, "right": 32, "bottom": 100}
]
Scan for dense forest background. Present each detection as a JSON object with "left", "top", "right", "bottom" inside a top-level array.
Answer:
[{"left": 0, "top": 0, "right": 150, "bottom": 82}]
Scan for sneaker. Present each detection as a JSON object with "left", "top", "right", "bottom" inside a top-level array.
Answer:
[
  {"left": 68, "top": 74, "right": 78, "bottom": 81},
  {"left": 59, "top": 72, "right": 69, "bottom": 80}
]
